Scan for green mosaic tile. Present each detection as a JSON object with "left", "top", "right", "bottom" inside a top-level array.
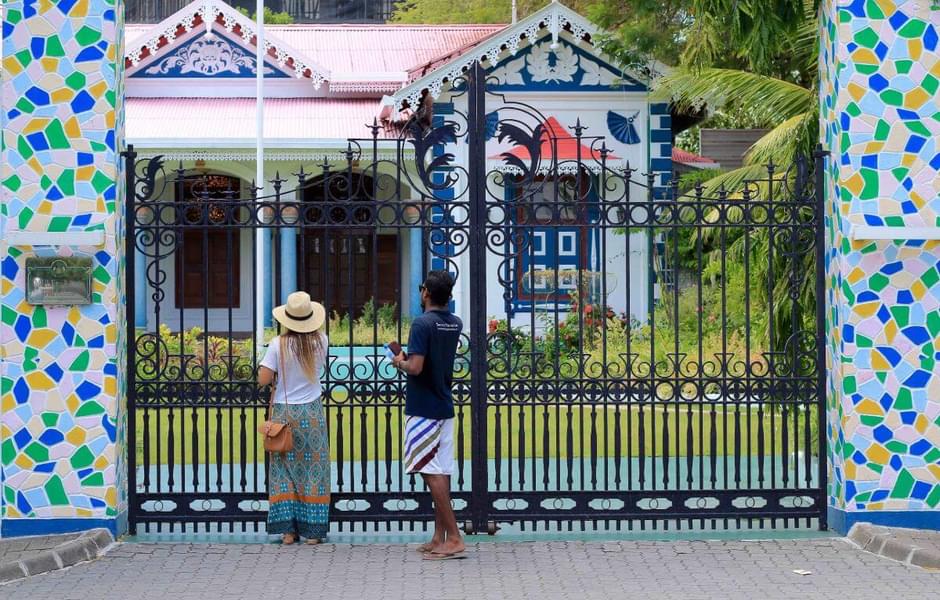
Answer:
[
  {"left": 41, "top": 412, "right": 58, "bottom": 428},
  {"left": 891, "top": 470, "right": 915, "bottom": 498},
  {"left": 869, "top": 273, "right": 889, "bottom": 291},
  {"left": 905, "top": 121, "right": 931, "bottom": 137},
  {"left": 846, "top": 103, "right": 862, "bottom": 117},
  {"left": 860, "top": 414, "right": 883, "bottom": 426},
  {"left": 869, "top": 463, "right": 884, "bottom": 474},
  {"left": 880, "top": 89, "right": 903, "bottom": 106},
  {"left": 40, "top": 175, "right": 52, "bottom": 190},
  {"left": 923, "top": 75, "right": 939, "bottom": 96},
  {"left": 895, "top": 60, "right": 913, "bottom": 74},
  {"left": 56, "top": 170, "right": 75, "bottom": 196},
  {"left": 80, "top": 473, "right": 104, "bottom": 486},
  {"left": 65, "top": 71, "right": 86, "bottom": 91},
  {"left": 884, "top": 216, "right": 905, "bottom": 227},
  {"left": 890, "top": 306, "right": 910, "bottom": 327},
  {"left": 894, "top": 388, "right": 913, "bottom": 411},
  {"left": 864, "top": 0, "right": 884, "bottom": 19},
  {"left": 2, "top": 174, "right": 22, "bottom": 192},
  {"left": 920, "top": 269, "right": 940, "bottom": 290},
  {"left": 33, "top": 306, "right": 46, "bottom": 328},
  {"left": 17, "top": 206, "right": 34, "bottom": 229},
  {"left": 0, "top": 377, "right": 10, "bottom": 396},
  {"left": 876, "top": 372, "right": 887, "bottom": 384},
  {"left": 926, "top": 448, "right": 940, "bottom": 464},
  {"left": 45, "top": 35, "right": 66, "bottom": 58},
  {"left": 886, "top": 440, "right": 908, "bottom": 453},
  {"left": 74, "top": 26, "right": 101, "bottom": 47},
  {"left": 857, "top": 335, "right": 873, "bottom": 348},
  {"left": 1, "top": 306, "right": 16, "bottom": 326},
  {"left": 24, "top": 442, "right": 49, "bottom": 463},
  {"left": 844, "top": 376, "right": 857, "bottom": 394},
  {"left": 23, "top": 347, "right": 38, "bottom": 372},
  {"left": 875, "top": 120, "right": 890, "bottom": 141},
  {"left": 1, "top": 440, "right": 15, "bottom": 466},
  {"left": 15, "top": 97, "right": 34, "bottom": 114},
  {"left": 44, "top": 476, "right": 68, "bottom": 505},
  {"left": 898, "top": 18, "right": 927, "bottom": 38},
  {"left": 3, "top": 485, "right": 14, "bottom": 507},
  {"left": 75, "top": 401, "right": 104, "bottom": 417},
  {"left": 928, "top": 485, "right": 940, "bottom": 508},
  {"left": 860, "top": 168, "right": 879, "bottom": 198},
  {"left": 69, "top": 351, "right": 90, "bottom": 372},
  {"left": 69, "top": 446, "right": 95, "bottom": 470},
  {"left": 92, "top": 265, "right": 109, "bottom": 283},
  {"left": 48, "top": 216, "right": 70, "bottom": 232},
  {"left": 45, "top": 119, "right": 70, "bottom": 150},
  {"left": 15, "top": 49, "right": 31, "bottom": 68},
  {"left": 91, "top": 171, "right": 112, "bottom": 193},
  {"left": 854, "top": 27, "right": 879, "bottom": 48},
  {"left": 17, "top": 135, "right": 33, "bottom": 160}
]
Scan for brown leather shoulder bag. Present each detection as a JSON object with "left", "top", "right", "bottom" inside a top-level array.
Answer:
[{"left": 260, "top": 339, "right": 294, "bottom": 453}]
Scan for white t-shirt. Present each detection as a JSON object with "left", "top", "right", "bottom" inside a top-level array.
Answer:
[{"left": 260, "top": 335, "right": 327, "bottom": 404}]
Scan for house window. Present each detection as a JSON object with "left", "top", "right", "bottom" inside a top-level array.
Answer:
[
  {"left": 511, "top": 173, "right": 595, "bottom": 311},
  {"left": 174, "top": 174, "right": 241, "bottom": 309}
]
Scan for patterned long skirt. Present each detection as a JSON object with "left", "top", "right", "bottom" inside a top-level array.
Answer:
[{"left": 267, "top": 400, "right": 330, "bottom": 540}]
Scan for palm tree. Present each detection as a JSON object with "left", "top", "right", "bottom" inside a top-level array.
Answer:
[{"left": 650, "top": 0, "right": 820, "bottom": 358}]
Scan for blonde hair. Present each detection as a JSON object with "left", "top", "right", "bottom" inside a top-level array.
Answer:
[{"left": 282, "top": 329, "right": 327, "bottom": 382}]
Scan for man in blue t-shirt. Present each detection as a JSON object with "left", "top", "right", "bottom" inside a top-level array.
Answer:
[{"left": 391, "top": 270, "right": 464, "bottom": 560}]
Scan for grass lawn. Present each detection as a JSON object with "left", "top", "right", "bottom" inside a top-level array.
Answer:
[{"left": 134, "top": 400, "right": 816, "bottom": 466}]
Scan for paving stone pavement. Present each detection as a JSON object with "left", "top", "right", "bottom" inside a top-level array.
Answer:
[
  {"left": 0, "top": 534, "right": 81, "bottom": 565},
  {"left": 1, "top": 537, "right": 937, "bottom": 599}
]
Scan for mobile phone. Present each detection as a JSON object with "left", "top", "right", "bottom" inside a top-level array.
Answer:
[{"left": 384, "top": 341, "right": 404, "bottom": 360}]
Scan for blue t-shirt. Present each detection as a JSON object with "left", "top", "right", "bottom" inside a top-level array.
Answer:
[{"left": 404, "top": 310, "right": 463, "bottom": 419}]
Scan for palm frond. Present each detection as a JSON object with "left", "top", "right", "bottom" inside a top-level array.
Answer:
[
  {"left": 652, "top": 68, "right": 815, "bottom": 126},
  {"left": 743, "top": 110, "right": 818, "bottom": 167}
]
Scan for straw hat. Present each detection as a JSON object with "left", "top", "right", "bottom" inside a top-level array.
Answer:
[{"left": 273, "top": 291, "right": 326, "bottom": 333}]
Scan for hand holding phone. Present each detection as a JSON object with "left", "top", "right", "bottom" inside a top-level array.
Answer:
[{"left": 384, "top": 341, "right": 405, "bottom": 360}]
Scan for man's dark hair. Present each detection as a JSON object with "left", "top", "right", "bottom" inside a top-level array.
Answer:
[{"left": 423, "top": 270, "right": 454, "bottom": 306}]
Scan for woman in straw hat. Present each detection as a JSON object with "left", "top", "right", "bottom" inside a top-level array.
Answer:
[{"left": 258, "top": 291, "right": 330, "bottom": 545}]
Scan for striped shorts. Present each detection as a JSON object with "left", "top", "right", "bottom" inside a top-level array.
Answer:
[{"left": 403, "top": 416, "right": 455, "bottom": 476}]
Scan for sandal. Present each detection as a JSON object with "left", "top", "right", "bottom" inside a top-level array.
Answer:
[
  {"left": 281, "top": 533, "right": 298, "bottom": 545},
  {"left": 416, "top": 542, "right": 438, "bottom": 553},
  {"left": 422, "top": 550, "right": 466, "bottom": 561}
]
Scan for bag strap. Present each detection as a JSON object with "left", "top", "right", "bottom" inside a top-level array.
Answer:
[{"left": 268, "top": 337, "right": 288, "bottom": 417}]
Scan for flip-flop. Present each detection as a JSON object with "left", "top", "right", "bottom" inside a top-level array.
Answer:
[{"left": 422, "top": 550, "right": 466, "bottom": 561}]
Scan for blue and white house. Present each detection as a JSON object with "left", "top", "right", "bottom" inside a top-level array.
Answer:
[{"left": 123, "top": 0, "right": 671, "bottom": 331}]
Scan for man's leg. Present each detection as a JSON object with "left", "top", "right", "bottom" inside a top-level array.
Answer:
[{"left": 422, "top": 473, "right": 464, "bottom": 555}]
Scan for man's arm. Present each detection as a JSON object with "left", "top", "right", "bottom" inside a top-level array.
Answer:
[{"left": 394, "top": 353, "right": 424, "bottom": 376}]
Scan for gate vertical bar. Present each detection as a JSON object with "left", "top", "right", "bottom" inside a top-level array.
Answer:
[
  {"left": 466, "top": 62, "right": 489, "bottom": 534},
  {"left": 814, "top": 146, "right": 829, "bottom": 531},
  {"left": 124, "top": 144, "right": 139, "bottom": 535}
]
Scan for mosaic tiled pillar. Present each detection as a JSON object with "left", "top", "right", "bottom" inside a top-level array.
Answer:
[
  {"left": 820, "top": 0, "right": 940, "bottom": 533},
  {"left": 1, "top": 0, "right": 126, "bottom": 535}
]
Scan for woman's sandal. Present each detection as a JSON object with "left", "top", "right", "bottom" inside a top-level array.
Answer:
[{"left": 281, "top": 533, "right": 298, "bottom": 545}]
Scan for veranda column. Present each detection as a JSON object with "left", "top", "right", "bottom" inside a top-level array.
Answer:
[
  {"left": 820, "top": 0, "right": 940, "bottom": 532},
  {"left": 1, "top": 1, "right": 126, "bottom": 535}
]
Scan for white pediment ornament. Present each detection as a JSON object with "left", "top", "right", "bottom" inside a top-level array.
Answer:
[
  {"left": 144, "top": 37, "right": 275, "bottom": 76},
  {"left": 527, "top": 42, "right": 578, "bottom": 83}
]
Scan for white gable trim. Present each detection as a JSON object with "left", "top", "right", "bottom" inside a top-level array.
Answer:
[
  {"left": 125, "top": 0, "right": 330, "bottom": 88},
  {"left": 383, "top": 2, "right": 656, "bottom": 113}
]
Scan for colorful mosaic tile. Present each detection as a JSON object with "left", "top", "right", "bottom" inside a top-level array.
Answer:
[
  {"left": 821, "top": 0, "right": 940, "bottom": 514},
  {"left": 1, "top": 0, "right": 125, "bottom": 522}
]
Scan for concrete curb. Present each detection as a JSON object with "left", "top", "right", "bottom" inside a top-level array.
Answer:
[
  {"left": 848, "top": 523, "right": 940, "bottom": 570},
  {"left": 0, "top": 529, "right": 114, "bottom": 584}
]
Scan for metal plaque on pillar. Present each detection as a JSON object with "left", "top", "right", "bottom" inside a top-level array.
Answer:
[{"left": 25, "top": 256, "right": 94, "bottom": 305}]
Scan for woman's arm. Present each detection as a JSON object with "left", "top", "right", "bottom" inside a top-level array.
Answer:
[{"left": 258, "top": 365, "right": 275, "bottom": 386}]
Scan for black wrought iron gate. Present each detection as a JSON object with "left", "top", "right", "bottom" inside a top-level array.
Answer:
[{"left": 125, "top": 64, "right": 827, "bottom": 535}]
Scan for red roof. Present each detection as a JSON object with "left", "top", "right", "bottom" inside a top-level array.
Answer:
[
  {"left": 493, "top": 117, "right": 619, "bottom": 162},
  {"left": 126, "top": 97, "right": 400, "bottom": 142},
  {"left": 672, "top": 147, "right": 719, "bottom": 166},
  {"left": 125, "top": 23, "right": 504, "bottom": 81}
]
